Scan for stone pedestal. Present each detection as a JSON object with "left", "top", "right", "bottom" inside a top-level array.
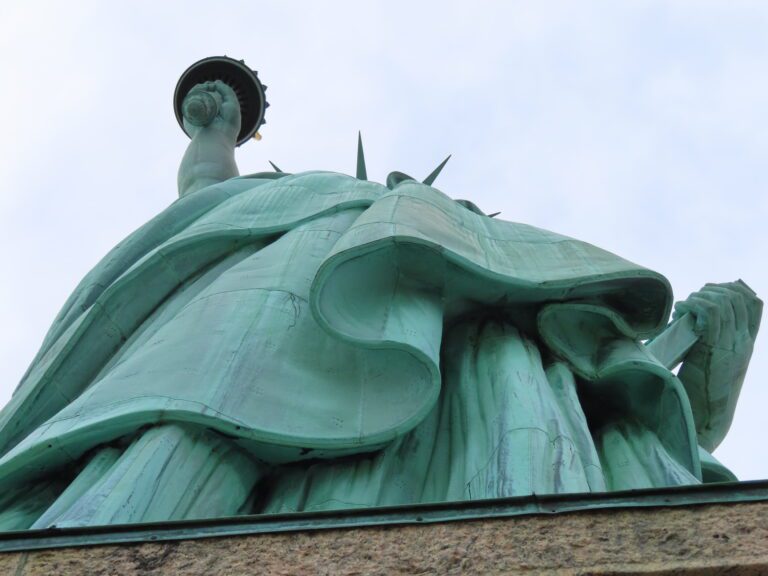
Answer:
[{"left": 1, "top": 483, "right": 767, "bottom": 575}]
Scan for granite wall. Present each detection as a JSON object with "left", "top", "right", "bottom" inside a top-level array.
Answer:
[{"left": 0, "top": 500, "right": 766, "bottom": 575}]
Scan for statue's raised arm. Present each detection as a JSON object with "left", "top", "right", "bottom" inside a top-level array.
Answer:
[{"left": 177, "top": 80, "right": 241, "bottom": 197}]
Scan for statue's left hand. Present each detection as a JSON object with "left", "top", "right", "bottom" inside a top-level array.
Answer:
[
  {"left": 673, "top": 281, "right": 762, "bottom": 451},
  {"left": 182, "top": 80, "right": 241, "bottom": 144}
]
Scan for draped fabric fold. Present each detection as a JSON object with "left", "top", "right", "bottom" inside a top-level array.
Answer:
[
  {"left": 538, "top": 303, "right": 700, "bottom": 478},
  {"left": 0, "top": 172, "right": 698, "bottom": 505}
]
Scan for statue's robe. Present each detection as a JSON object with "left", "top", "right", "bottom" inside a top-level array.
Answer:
[{"left": 0, "top": 172, "right": 703, "bottom": 527}]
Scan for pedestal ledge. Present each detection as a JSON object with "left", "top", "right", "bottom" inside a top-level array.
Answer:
[{"left": 0, "top": 481, "right": 767, "bottom": 575}]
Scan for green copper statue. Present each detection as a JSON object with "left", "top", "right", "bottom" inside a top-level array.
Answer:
[{"left": 0, "top": 57, "right": 760, "bottom": 529}]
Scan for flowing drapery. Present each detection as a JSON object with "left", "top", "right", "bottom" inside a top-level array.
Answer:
[{"left": 0, "top": 171, "right": 700, "bottom": 523}]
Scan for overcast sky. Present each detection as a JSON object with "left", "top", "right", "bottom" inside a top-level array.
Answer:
[{"left": 1, "top": 1, "right": 767, "bottom": 480}]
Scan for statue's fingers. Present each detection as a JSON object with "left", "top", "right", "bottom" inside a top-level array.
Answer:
[
  {"left": 733, "top": 279, "right": 757, "bottom": 295},
  {"left": 674, "top": 291, "right": 708, "bottom": 317},
  {"left": 673, "top": 300, "right": 694, "bottom": 321},
  {"left": 718, "top": 280, "right": 757, "bottom": 299},
  {"left": 719, "top": 281, "right": 763, "bottom": 339},
  {"left": 221, "top": 97, "right": 238, "bottom": 112},
  {"left": 213, "top": 80, "right": 228, "bottom": 96},
  {"left": 697, "top": 289, "right": 731, "bottom": 317},
  {"left": 220, "top": 102, "right": 241, "bottom": 128},
  {"left": 696, "top": 290, "right": 735, "bottom": 349},
  {"left": 213, "top": 80, "right": 237, "bottom": 102},
  {"left": 733, "top": 293, "right": 749, "bottom": 336},
  {"left": 684, "top": 296, "right": 722, "bottom": 345},
  {"left": 705, "top": 285, "right": 748, "bottom": 335}
]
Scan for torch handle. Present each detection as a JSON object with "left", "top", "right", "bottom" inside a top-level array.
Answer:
[{"left": 182, "top": 89, "right": 222, "bottom": 127}]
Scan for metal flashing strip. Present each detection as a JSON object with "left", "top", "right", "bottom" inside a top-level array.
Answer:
[{"left": 1, "top": 480, "right": 767, "bottom": 553}]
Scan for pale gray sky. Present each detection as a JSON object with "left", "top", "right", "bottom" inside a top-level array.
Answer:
[{"left": 1, "top": 1, "right": 767, "bottom": 479}]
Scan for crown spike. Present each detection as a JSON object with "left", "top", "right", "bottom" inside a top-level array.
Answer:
[
  {"left": 423, "top": 155, "right": 451, "bottom": 186},
  {"left": 356, "top": 131, "right": 368, "bottom": 181},
  {"left": 269, "top": 160, "right": 283, "bottom": 173}
]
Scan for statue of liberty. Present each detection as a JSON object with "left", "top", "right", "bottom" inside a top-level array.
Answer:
[{"left": 0, "top": 57, "right": 760, "bottom": 529}]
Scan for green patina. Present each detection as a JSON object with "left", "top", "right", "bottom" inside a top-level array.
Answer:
[{"left": 0, "top": 60, "right": 760, "bottom": 529}]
